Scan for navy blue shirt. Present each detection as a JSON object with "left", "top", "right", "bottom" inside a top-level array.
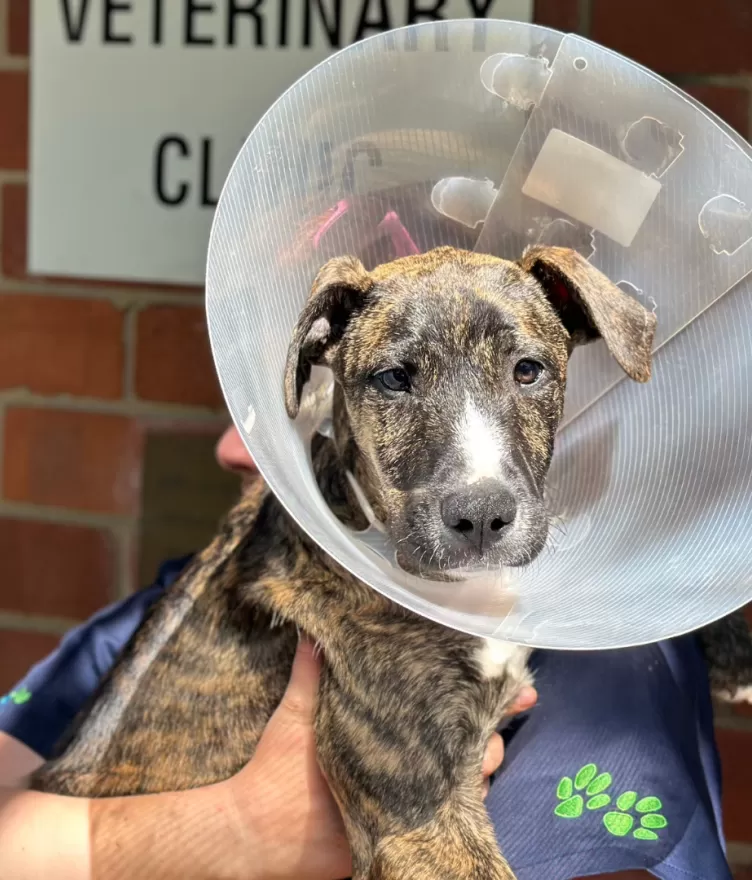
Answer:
[{"left": 0, "top": 557, "right": 732, "bottom": 879}]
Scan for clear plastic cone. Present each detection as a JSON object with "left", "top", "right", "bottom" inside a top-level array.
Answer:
[{"left": 206, "top": 20, "right": 752, "bottom": 649}]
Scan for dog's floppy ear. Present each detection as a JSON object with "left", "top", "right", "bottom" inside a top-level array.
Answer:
[
  {"left": 519, "top": 245, "right": 656, "bottom": 383},
  {"left": 284, "top": 255, "right": 373, "bottom": 418}
]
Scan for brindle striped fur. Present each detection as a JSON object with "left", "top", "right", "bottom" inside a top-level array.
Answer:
[
  {"left": 31, "top": 452, "right": 524, "bottom": 879},
  {"left": 30, "top": 247, "right": 752, "bottom": 880}
]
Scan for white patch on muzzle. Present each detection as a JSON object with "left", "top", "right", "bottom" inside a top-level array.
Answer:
[{"left": 456, "top": 399, "right": 505, "bottom": 484}]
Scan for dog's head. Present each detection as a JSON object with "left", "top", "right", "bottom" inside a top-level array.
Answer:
[{"left": 284, "top": 246, "right": 656, "bottom": 576}]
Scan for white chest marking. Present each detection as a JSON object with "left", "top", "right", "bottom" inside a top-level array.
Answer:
[
  {"left": 475, "top": 638, "right": 529, "bottom": 680},
  {"left": 456, "top": 400, "right": 504, "bottom": 484}
]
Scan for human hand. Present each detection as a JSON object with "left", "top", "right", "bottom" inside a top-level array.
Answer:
[
  {"left": 222, "top": 639, "right": 537, "bottom": 880},
  {"left": 482, "top": 684, "right": 537, "bottom": 797}
]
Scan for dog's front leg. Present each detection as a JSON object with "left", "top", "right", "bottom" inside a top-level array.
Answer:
[{"left": 313, "top": 659, "right": 516, "bottom": 880}]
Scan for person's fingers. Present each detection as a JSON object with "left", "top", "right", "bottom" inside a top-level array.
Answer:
[
  {"left": 481, "top": 733, "right": 504, "bottom": 779},
  {"left": 480, "top": 687, "right": 538, "bottom": 796},
  {"left": 507, "top": 686, "right": 537, "bottom": 717}
]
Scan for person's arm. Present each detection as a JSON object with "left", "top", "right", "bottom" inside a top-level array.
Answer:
[
  {"left": 0, "top": 640, "right": 530, "bottom": 880},
  {"left": 0, "top": 732, "right": 45, "bottom": 788},
  {"left": 0, "top": 641, "right": 343, "bottom": 880},
  {"left": 0, "top": 775, "right": 254, "bottom": 880}
]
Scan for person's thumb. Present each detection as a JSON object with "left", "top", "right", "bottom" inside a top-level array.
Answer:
[
  {"left": 229, "top": 638, "right": 324, "bottom": 821},
  {"left": 266, "top": 637, "right": 322, "bottom": 731}
]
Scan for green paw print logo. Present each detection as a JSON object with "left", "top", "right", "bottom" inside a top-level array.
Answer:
[
  {"left": 604, "top": 792, "right": 667, "bottom": 841},
  {"left": 555, "top": 763, "right": 612, "bottom": 819},
  {"left": 0, "top": 687, "right": 31, "bottom": 706},
  {"left": 555, "top": 764, "right": 667, "bottom": 842}
]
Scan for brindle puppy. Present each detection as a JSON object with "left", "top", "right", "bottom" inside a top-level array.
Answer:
[{"left": 30, "top": 246, "right": 752, "bottom": 880}]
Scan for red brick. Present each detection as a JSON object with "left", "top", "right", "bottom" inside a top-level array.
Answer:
[
  {"left": 0, "top": 294, "right": 124, "bottom": 399},
  {"left": 3, "top": 408, "right": 144, "bottom": 515},
  {"left": 731, "top": 700, "right": 752, "bottom": 719},
  {"left": 0, "top": 629, "right": 60, "bottom": 693},
  {"left": 135, "top": 306, "right": 224, "bottom": 409},
  {"left": 591, "top": 0, "right": 752, "bottom": 76},
  {"left": 7, "top": 0, "right": 30, "bottom": 56},
  {"left": 534, "top": 0, "right": 580, "bottom": 33},
  {"left": 0, "top": 518, "right": 114, "bottom": 619},
  {"left": 716, "top": 727, "right": 752, "bottom": 843},
  {"left": 0, "top": 184, "right": 201, "bottom": 294},
  {"left": 0, "top": 71, "right": 27, "bottom": 171},
  {"left": 683, "top": 84, "right": 750, "bottom": 139},
  {"left": 1, "top": 183, "right": 28, "bottom": 280}
]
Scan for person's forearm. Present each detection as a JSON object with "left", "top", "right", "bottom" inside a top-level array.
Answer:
[
  {"left": 0, "top": 783, "right": 253, "bottom": 880},
  {"left": 0, "top": 786, "right": 89, "bottom": 878}
]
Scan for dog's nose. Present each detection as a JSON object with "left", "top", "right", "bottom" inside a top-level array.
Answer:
[{"left": 440, "top": 481, "right": 517, "bottom": 553}]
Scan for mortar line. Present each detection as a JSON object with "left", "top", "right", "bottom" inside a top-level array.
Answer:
[
  {"left": 0, "top": 0, "right": 7, "bottom": 56},
  {"left": 727, "top": 842, "right": 752, "bottom": 867},
  {"left": 0, "top": 389, "right": 227, "bottom": 420},
  {"left": 713, "top": 713, "right": 752, "bottom": 733},
  {"left": 0, "top": 168, "right": 26, "bottom": 185},
  {"left": 0, "top": 499, "right": 134, "bottom": 530},
  {"left": 122, "top": 305, "right": 138, "bottom": 400},
  {"left": 670, "top": 72, "right": 752, "bottom": 89},
  {"left": 576, "top": 0, "right": 592, "bottom": 36},
  {"left": 0, "top": 610, "right": 81, "bottom": 637},
  {"left": 0, "top": 54, "right": 28, "bottom": 72},
  {"left": 115, "top": 518, "right": 138, "bottom": 600},
  {"left": 0, "top": 278, "right": 204, "bottom": 307}
]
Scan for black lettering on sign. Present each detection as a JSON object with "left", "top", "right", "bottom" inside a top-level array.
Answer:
[
  {"left": 185, "top": 0, "right": 215, "bottom": 46},
  {"left": 152, "top": 0, "right": 165, "bottom": 44},
  {"left": 154, "top": 136, "right": 190, "bottom": 206},
  {"left": 103, "top": 0, "right": 132, "bottom": 44},
  {"left": 227, "top": 0, "right": 265, "bottom": 47},
  {"left": 353, "top": 0, "right": 391, "bottom": 42},
  {"left": 278, "top": 0, "right": 289, "bottom": 46},
  {"left": 200, "top": 138, "right": 219, "bottom": 207},
  {"left": 59, "top": 0, "right": 92, "bottom": 42},
  {"left": 303, "top": 0, "right": 342, "bottom": 48},
  {"left": 467, "top": 0, "right": 496, "bottom": 15},
  {"left": 407, "top": 0, "right": 446, "bottom": 23}
]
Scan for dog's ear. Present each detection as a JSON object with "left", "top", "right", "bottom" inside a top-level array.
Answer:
[
  {"left": 519, "top": 245, "right": 656, "bottom": 383},
  {"left": 284, "top": 255, "right": 373, "bottom": 418}
]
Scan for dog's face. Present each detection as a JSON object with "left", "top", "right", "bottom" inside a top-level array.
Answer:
[{"left": 285, "top": 246, "right": 655, "bottom": 577}]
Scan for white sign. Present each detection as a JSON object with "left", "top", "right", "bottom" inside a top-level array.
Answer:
[{"left": 30, "top": 0, "right": 533, "bottom": 285}]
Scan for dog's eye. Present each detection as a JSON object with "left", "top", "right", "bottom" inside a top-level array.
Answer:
[
  {"left": 514, "top": 360, "right": 543, "bottom": 385},
  {"left": 373, "top": 368, "right": 412, "bottom": 394}
]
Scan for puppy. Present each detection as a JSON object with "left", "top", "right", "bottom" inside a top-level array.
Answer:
[{"left": 30, "top": 246, "right": 751, "bottom": 879}]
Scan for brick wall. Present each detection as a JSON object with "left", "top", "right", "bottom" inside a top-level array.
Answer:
[
  {"left": 0, "top": 0, "right": 232, "bottom": 683},
  {"left": 0, "top": 0, "right": 750, "bottom": 873}
]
